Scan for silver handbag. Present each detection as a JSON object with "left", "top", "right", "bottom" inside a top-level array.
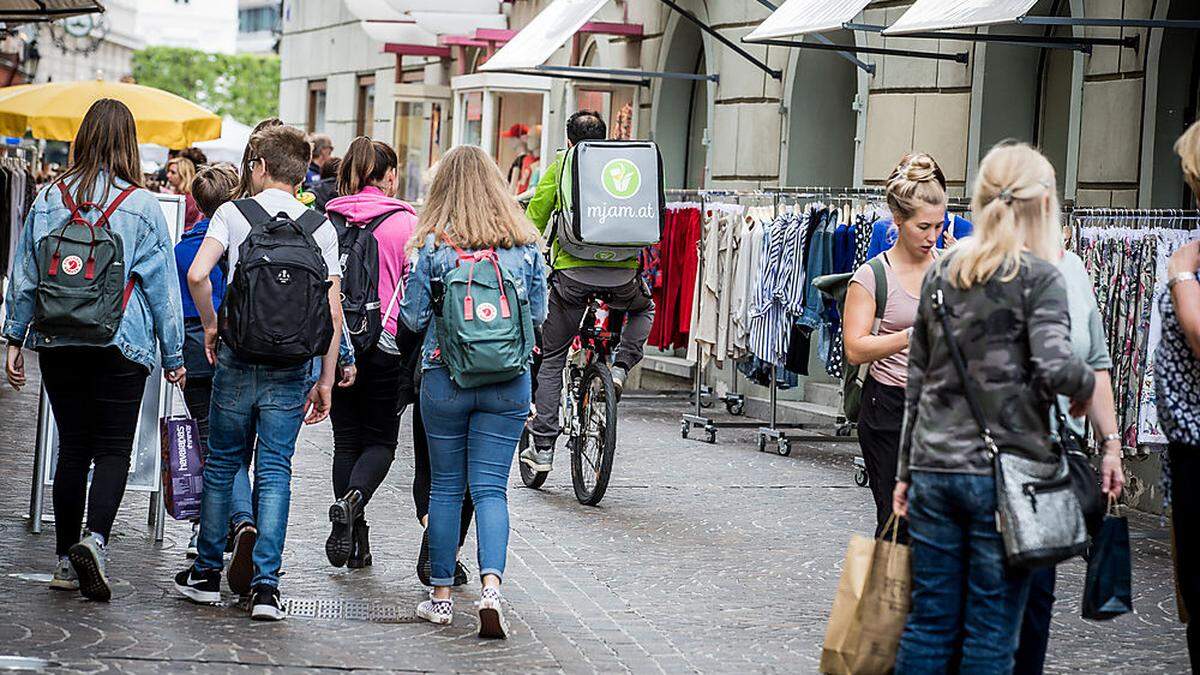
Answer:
[{"left": 932, "top": 283, "right": 1088, "bottom": 569}]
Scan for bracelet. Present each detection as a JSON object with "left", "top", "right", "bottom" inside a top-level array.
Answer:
[
  {"left": 1168, "top": 272, "right": 1197, "bottom": 291},
  {"left": 1101, "top": 432, "right": 1121, "bottom": 445}
]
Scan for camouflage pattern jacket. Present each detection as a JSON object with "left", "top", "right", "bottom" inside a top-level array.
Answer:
[{"left": 898, "top": 252, "right": 1096, "bottom": 481}]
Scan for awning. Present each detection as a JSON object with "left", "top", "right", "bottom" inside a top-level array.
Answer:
[
  {"left": 0, "top": 0, "right": 104, "bottom": 21},
  {"left": 408, "top": 11, "right": 505, "bottom": 35},
  {"left": 744, "top": 0, "right": 871, "bottom": 42},
  {"left": 360, "top": 20, "right": 438, "bottom": 46},
  {"left": 479, "top": 0, "right": 608, "bottom": 72},
  {"left": 384, "top": 0, "right": 499, "bottom": 12},
  {"left": 345, "top": 0, "right": 406, "bottom": 22},
  {"left": 884, "top": 0, "right": 1039, "bottom": 36}
]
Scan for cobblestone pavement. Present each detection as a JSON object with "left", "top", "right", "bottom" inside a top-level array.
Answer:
[{"left": 0, "top": 359, "right": 1189, "bottom": 673}]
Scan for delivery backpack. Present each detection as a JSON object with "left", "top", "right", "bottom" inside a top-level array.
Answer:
[
  {"left": 812, "top": 255, "right": 887, "bottom": 423},
  {"left": 32, "top": 182, "right": 139, "bottom": 341},
  {"left": 552, "top": 140, "right": 665, "bottom": 262},
  {"left": 434, "top": 238, "right": 535, "bottom": 388},
  {"left": 220, "top": 200, "right": 334, "bottom": 366},
  {"left": 328, "top": 209, "right": 408, "bottom": 354}
]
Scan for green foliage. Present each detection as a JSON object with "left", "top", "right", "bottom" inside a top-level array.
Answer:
[{"left": 131, "top": 46, "right": 280, "bottom": 127}]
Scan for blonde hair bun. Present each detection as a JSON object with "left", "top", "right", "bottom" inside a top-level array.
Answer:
[{"left": 886, "top": 152, "right": 947, "bottom": 221}]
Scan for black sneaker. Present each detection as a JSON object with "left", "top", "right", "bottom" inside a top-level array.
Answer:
[
  {"left": 250, "top": 584, "right": 286, "bottom": 621},
  {"left": 174, "top": 566, "right": 221, "bottom": 604},
  {"left": 227, "top": 522, "right": 257, "bottom": 597}
]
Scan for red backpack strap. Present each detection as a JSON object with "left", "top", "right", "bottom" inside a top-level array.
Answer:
[
  {"left": 95, "top": 184, "right": 138, "bottom": 229},
  {"left": 122, "top": 274, "right": 138, "bottom": 310}
]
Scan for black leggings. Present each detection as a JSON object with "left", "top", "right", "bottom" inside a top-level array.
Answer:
[
  {"left": 857, "top": 375, "right": 908, "bottom": 543},
  {"left": 182, "top": 377, "right": 213, "bottom": 460},
  {"left": 330, "top": 347, "right": 404, "bottom": 509},
  {"left": 40, "top": 346, "right": 148, "bottom": 556},
  {"left": 1170, "top": 443, "right": 1200, "bottom": 672},
  {"left": 411, "top": 396, "right": 474, "bottom": 547}
]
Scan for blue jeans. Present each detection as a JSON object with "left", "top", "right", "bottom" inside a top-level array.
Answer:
[
  {"left": 420, "top": 367, "right": 529, "bottom": 586},
  {"left": 896, "top": 471, "right": 1032, "bottom": 675},
  {"left": 195, "top": 346, "right": 312, "bottom": 588}
]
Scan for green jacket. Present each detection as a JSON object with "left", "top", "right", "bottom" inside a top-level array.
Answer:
[{"left": 525, "top": 154, "right": 638, "bottom": 271}]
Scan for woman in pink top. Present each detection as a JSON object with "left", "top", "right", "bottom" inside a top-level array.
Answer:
[
  {"left": 323, "top": 137, "right": 417, "bottom": 569},
  {"left": 843, "top": 153, "right": 948, "bottom": 543}
]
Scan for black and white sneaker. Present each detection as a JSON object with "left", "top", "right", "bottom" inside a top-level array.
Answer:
[
  {"left": 227, "top": 522, "right": 257, "bottom": 597},
  {"left": 476, "top": 586, "right": 509, "bottom": 639},
  {"left": 68, "top": 533, "right": 111, "bottom": 602},
  {"left": 186, "top": 521, "right": 200, "bottom": 559},
  {"left": 416, "top": 591, "right": 453, "bottom": 626},
  {"left": 250, "top": 584, "right": 286, "bottom": 621},
  {"left": 174, "top": 566, "right": 221, "bottom": 604}
]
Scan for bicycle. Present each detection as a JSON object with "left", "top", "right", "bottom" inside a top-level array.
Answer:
[{"left": 519, "top": 294, "right": 624, "bottom": 506}]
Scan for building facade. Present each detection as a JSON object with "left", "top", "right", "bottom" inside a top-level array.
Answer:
[
  {"left": 238, "top": 0, "right": 281, "bottom": 54},
  {"left": 280, "top": 0, "right": 1199, "bottom": 209}
]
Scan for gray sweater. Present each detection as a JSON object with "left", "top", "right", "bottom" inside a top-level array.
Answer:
[{"left": 898, "top": 252, "right": 1096, "bottom": 480}]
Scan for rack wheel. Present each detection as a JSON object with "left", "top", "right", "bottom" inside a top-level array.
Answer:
[
  {"left": 680, "top": 421, "right": 690, "bottom": 439},
  {"left": 726, "top": 400, "right": 745, "bottom": 416},
  {"left": 756, "top": 434, "right": 766, "bottom": 453},
  {"left": 705, "top": 427, "right": 717, "bottom": 444},
  {"left": 776, "top": 438, "right": 791, "bottom": 456},
  {"left": 700, "top": 398, "right": 714, "bottom": 409},
  {"left": 854, "top": 468, "right": 869, "bottom": 487},
  {"left": 836, "top": 424, "right": 853, "bottom": 438}
]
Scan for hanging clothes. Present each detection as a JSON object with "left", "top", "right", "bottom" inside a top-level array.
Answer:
[
  {"left": 647, "top": 204, "right": 702, "bottom": 350},
  {"left": 865, "top": 213, "right": 974, "bottom": 259}
]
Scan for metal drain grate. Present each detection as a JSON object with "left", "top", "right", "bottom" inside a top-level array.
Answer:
[{"left": 282, "top": 598, "right": 423, "bottom": 623}]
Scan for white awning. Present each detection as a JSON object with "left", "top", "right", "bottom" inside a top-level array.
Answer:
[
  {"left": 385, "top": 0, "right": 500, "bottom": 12},
  {"left": 408, "top": 11, "right": 506, "bottom": 35},
  {"left": 745, "top": 0, "right": 871, "bottom": 42},
  {"left": 360, "top": 21, "right": 438, "bottom": 46},
  {"left": 345, "top": 0, "right": 407, "bottom": 22},
  {"left": 884, "top": 0, "right": 1039, "bottom": 35},
  {"left": 479, "top": 0, "right": 609, "bottom": 72}
]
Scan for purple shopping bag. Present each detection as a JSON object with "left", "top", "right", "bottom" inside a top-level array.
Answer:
[{"left": 160, "top": 397, "right": 204, "bottom": 520}]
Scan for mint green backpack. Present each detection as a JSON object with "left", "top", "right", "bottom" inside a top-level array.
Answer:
[{"left": 435, "top": 242, "right": 535, "bottom": 388}]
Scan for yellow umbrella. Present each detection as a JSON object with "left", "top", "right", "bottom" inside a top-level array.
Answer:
[{"left": 0, "top": 80, "right": 222, "bottom": 149}]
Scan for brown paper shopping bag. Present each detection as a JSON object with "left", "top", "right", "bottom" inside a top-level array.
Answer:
[{"left": 820, "top": 517, "right": 911, "bottom": 675}]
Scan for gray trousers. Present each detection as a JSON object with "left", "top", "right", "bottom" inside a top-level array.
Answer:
[{"left": 530, "top": 272, "right": 655, "bottom": 446}]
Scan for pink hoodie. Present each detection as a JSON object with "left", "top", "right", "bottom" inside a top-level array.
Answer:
[{"left": 325, "top": 186, "right": 418, "bottom": 336}]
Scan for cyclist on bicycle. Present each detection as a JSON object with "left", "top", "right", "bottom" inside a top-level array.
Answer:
[{"left": 521, "top": 110, "right": 656, "bottom": 473}]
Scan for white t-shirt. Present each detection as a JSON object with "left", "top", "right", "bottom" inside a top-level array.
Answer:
[{"left": 205, "top": 188, "right": 341, "bottom": 284}]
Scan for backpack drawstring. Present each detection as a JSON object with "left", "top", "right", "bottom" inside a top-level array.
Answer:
[{"left": 442, "top": 235, "right": 512, "bottom": 322}]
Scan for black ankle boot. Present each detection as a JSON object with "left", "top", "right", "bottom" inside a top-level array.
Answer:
[
  {"left": 347, "top": 518, "right": 372, "bottom": 569},
  {"left": 326, "top": 489, "right": 364, "bottom": 568}
]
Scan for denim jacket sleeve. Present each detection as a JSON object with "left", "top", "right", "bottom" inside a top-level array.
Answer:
[
  {"left": 400, "top": 242, "right": 434, "bottom": 335},
  {"left": 130, "top": 196, "right": 185, "bottom": 370},
  {"left": 526, "top": 244, "right": 548, "bottom": 327},
  {"left": 3, "top": 206, "right": 39, "bottom": 346}
]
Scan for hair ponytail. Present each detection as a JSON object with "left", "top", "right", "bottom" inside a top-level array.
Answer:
[
  {"left": 338, "top": 136, "right": 398, "bottom": 196},
  {"left": 949, "top": 142, "right": 1061, "bottom": 289}
]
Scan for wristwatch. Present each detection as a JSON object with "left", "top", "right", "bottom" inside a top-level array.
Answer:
[
  {"left": 1101, "top": 432, "right": 1121, "bottom": 446},
  {"left": 1168, "top": 272, "right": 1198, "bottom": 291}
]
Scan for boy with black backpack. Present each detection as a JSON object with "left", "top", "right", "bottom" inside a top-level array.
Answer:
[{"left": 173, "top": 124, "right": 344, "bottom": 621}]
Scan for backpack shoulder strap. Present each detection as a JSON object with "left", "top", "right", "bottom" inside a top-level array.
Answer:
[
  {"left": 327, "top": 211, "right": 347, "bottom": 230},
  {"left": 365, "top": 208, "right": 406, "bottom": 233},
  {"left": 867, "top": 255, "right": 888, "bottom": 331},
  {"left": 96, "top": 185, "right": 138, "bottom": 229},
  {"left": 296, "top": 208, "right": 327, "bottom": 236},
  {"left": 233, "top": 199, "right": 272, "bottom": 228}
]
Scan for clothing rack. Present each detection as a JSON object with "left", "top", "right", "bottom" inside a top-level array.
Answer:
[{"left": 667, "top": 187, "right": 880, "bottom": 450}]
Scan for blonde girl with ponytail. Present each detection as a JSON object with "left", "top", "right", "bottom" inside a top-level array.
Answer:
[
  {"left": 843, "top": 152, "right": 947, "bottom": 543},
  {"left": 892, "top": 143, "right": 1097, "bottom": 673}
]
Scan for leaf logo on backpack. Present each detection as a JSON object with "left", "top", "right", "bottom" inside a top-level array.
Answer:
[
  {"left": 602, "top": 158, "right": 640, "bottom": 199},
  {"left": 434, "top": 236, "right": 534, "bottom": 389},
  {"left": 32, "top": 181, "right": 139, "bottom": 341}
]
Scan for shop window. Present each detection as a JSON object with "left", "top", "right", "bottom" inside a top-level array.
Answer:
[
  {"left": 394, "top": 99, "right": 447, "bottom": 203},
  {"left": 576, "top": 87, "right": 636, "bottom": 139},
  {"left": 460, "top": 90, "right": 483, "bottom": 147},
  {"left": 1149, "top": 2, "right": 1200, "bottom": 207},
  {"left": 356, "top": 74, "right": 376, "bottom": 138},
  {"left": 494, "top": 91, "right": 545, "bottom": 195},
  {"left": 307, "top": 80, "right": 326, "bottom": 134}
]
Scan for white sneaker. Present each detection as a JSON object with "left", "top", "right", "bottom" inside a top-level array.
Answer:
[
  {"left": 417, "top": 591, "right": 453, "bottom": 626},
  {"left": 476, "top": 586, "right": 509, "bottom": 639}
]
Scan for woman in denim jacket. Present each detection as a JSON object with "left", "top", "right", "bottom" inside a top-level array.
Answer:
[
  {"left": 401, "top": 145, "right": 546, "bottom": 639},
  {"left": 3, "top": 99, "right": 185, "bottom": 602}
]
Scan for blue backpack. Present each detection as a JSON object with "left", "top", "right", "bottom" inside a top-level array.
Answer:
[{"left": 434, "top": 240, "right": 534, "bottom": 388}]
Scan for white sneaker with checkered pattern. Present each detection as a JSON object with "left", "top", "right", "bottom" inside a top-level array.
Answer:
[
  {"left": 476, "top": 586, "right": 509, "bottom": 639},
  {"left": 417, "top": 591, "right": 453, "bottom": 626}
]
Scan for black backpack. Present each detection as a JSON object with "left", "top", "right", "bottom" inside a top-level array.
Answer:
[
  {"left": 220, "top": 200, "right": 334, "bottom": 366},
  {"left": 328, "top": 209, "right": 406, "bottom": 355},
  {"left": 33, "top": 182, "right": 139, "bottom": 340}
]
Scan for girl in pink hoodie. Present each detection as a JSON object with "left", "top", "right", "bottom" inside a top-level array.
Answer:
[{"left": 323, "top": 137, "right": 418, "bottom": 569}]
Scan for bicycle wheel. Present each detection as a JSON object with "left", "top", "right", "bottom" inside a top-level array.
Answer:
[
  {"left": 570, "top": 363, "right": 617, "bottom": 506},
  {"left": 517, "top": 428, "right": 549, "bottom": 489}
]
